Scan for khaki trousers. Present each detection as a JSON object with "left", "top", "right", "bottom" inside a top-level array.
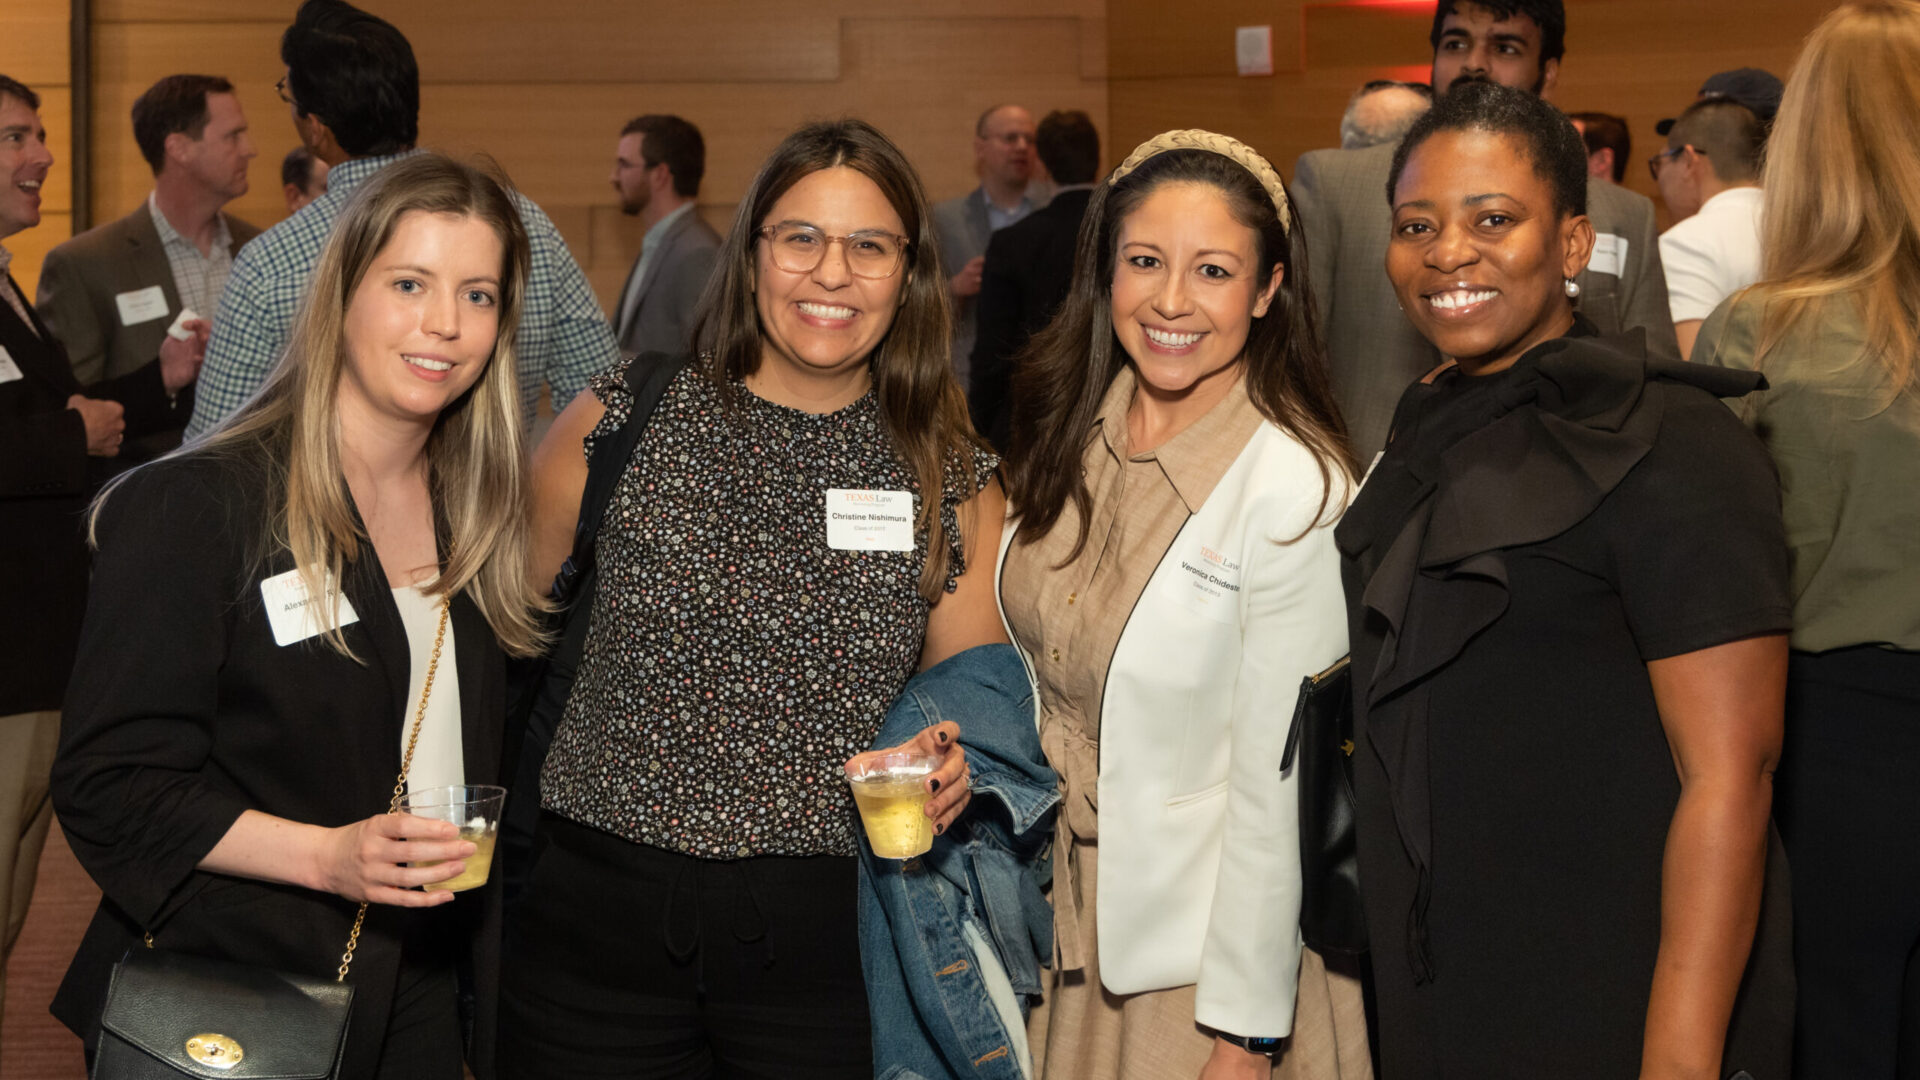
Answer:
[{"left": 0, "top": 709, "right": 60, "bottom": 1028}]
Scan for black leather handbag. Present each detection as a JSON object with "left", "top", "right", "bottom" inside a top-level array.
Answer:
[
  {"left": 1280, "top": 655, "right": 1368, "bottom": 956},
  {"left": 91, "top": 600, "right": 451, "bottom": 1079},
  {"left": 92, "top": 950, "right": 354, "bottom": 1079}
]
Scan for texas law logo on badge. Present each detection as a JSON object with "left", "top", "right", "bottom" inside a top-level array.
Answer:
[
  {"left": 824, "top": 488, "right": 915, "bottom": 552},
  {"left": 1174, "top": 540, "right": 1243, "bottom": 624}
]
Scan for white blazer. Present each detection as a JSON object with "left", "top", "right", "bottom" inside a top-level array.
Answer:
[{"left": 999, "top": 420, "right": 1350, "bottom": 1039}]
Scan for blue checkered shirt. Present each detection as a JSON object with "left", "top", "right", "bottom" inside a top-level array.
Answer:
[{"left": 187, "top": 151, "right": 619, "bottom": 438}]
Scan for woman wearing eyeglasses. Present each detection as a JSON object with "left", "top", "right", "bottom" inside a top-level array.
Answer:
[{"left": 499, "top": 119, "right": 1004, "bottom": 1078}]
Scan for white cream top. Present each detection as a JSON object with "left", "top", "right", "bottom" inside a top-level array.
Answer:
[{"left": 392, "top": 581, "right": 463, "bottom": 794}]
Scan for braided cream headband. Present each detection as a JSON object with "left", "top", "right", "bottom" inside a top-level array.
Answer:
[{"left": 1108, "top": 129, "right": 1292, "bottom": 235}]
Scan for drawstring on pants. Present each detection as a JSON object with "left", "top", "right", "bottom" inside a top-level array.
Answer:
[{"left": 658, "top": 856, "right": 779, "bottom": 997}]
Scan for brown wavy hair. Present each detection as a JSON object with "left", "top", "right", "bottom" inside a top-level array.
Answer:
[
  {"left": 1005, "top": 147, "right": 1354, "bottom": 559},
  {"left": 689, "top": 118, "right": 988, "bottom": 601}
]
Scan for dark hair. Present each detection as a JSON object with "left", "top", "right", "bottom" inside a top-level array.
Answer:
[
  {"left": 1430, "top": 0, "right": 1567, "bottom": 64},
  {"left": 1568, "top": 110, "right": 1630, "bottom": 182},
  {"left": 1668, "top": 98, "right": 1766, "bottom": 184},
  {"left": 689, "top": 119, "right": 986, "bottom": 602},
  {"left": 1388, "top": 81, "right": 1588, "bottom": 219},
  {"left": 280, "top": 0, "right": 418, "bottom": 158},
  {"left": 620, "top": 114, "right": 705, "bottom": 198},
  {"left": 1007, "top": 148, "right": 1355, "bottom": 557},
  {"left": 1036, "top": 110, "right": 1099, "bottom": 185},
  {"left": 281, "top": 145, "right": 320, "bottom": 191},
  {"left": 131, "top": 75, "right": 234, "bottom": 174},
  {"left": 0, "top": 74, "right": 38, "bottom": 111}
]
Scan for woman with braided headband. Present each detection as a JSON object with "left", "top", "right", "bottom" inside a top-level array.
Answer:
[{"left": 1001, "top": 131, "right": 1360, "bottom": 1078}]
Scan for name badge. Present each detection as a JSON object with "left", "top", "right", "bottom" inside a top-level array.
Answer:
[
  {"left": 825, "top": 488, "right": 915, "bottom": 551},
  {"left": 1173, "top": 539, "right": 1243, "bottom": 624},
  {"left": 0, "top": 345, "right": 20, "bottom": 384},
  {"left": 1587, "top": 233, "right": 1628, "bottom": 278},
  {"left": 114, "top": 285, "right": 169, "bottom": 327},
  {"left": 260, "top": 567, "right": 361, "bottom": 646}
]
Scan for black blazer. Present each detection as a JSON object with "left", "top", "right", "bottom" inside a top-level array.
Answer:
[
  {"left": 0, "top": 279, "right": 175, "bottom": 714},
  {"left": 967, "top": 187, "right": 1094, "bottom": 451},
  {"left": 50, "top": 451, "right": 508, "bottom": 1078}
]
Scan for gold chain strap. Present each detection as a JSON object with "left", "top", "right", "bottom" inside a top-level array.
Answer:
[{"left": 336, "top": 597, "right": 450, "bottom": 982}]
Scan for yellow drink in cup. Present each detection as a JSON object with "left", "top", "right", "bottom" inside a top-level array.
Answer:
[
  {"left": 848, "top": 753, "right": 938, "bottom": 859},
  {"left": 401, "top": 784, "right": 506, "bottom": 893}
]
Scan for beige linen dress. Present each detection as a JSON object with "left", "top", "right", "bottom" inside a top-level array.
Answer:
[{"left": 1002, "top": 369, "right": 1370, "bottom": 1080}]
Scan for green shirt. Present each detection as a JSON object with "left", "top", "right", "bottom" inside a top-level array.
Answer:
[{"left": 1696, "top": 293, "right": 1920, "bottom": 652}]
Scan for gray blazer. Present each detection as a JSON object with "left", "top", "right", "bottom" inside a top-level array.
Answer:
[
  {"left": 1291, "top": 144, "right": 1679, "bottom": 457},
  {"left": 613, "top": 208, "right": 721, "bottom": 359},
  {"left": 36, "top": 203, "right": 259, "bottom": 387},
  {"left": 932, "top": 188, "right": 995, "bottom": 392}
]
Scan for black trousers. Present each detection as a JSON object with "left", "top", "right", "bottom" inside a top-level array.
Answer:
[
  {"left": 1777, "top": 646, "right": 1920, "bottom": 1080},
  {"left": 497, "top": 814, "right": 872, "bottom": 1079}
]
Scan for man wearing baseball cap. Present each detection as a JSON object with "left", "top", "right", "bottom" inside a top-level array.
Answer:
[{"left": 1657, "top": 67, "right": 1784, "bottom": 136}]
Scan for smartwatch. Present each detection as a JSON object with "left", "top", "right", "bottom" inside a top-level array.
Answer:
[{"left": 1218, "top": 1033, "right": 1285, "bottom": 1056}]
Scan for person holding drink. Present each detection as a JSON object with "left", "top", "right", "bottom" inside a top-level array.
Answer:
[
  {"left": 1001, "top": 130, "right": 1356, "bottom": 1078},
  {"left": 49, "top": 153, "right": 546, "bottom": 1078},
  {"left": 503, "top": 119, "right": 1001, "bottom": 1077}
]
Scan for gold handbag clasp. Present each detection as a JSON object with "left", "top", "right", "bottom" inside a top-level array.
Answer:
[{"left": 184, "top": 1033, "right": 244, "bottom": 1069}]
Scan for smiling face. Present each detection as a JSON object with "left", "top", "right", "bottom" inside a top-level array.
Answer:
[
  {"left": 1431, "top": 3, "right": 1557, "bottom": 97},
  {"left": 338, "top": 210, "right": 505, "bottom": 429},
  {"left": 1109, "top": 181, "right": 1280, "bottom": 404},
  {"left": 174, "top": 92, "right": 255, "bottom": 202},
  {"left": 0, "top": 93, "right": 52, "bottom": 239},
  {"left": 1387, "top": 128, "right": 1593, "bottom": 375},
  {"left": 753, "top": 166, "right": 908, "bottom": 385}
]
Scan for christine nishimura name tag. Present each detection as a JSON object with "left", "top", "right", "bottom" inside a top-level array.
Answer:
[
  {"left": 260, "top": 567, "right": 360, "bottom": 646},
  {"left": 825, "top": 488, "right": 915, "bottom": 551}
]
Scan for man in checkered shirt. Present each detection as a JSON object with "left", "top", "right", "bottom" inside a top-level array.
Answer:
[{"left": 187, "top": 0, "right": 618, "bottom": 439}]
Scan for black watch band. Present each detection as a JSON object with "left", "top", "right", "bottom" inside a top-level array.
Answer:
[{"left": 1220, "top": 1032, "right": 1285, "bottom": 1055}]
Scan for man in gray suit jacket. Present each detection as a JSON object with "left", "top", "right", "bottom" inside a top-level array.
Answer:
[
  {"left": 932, "top": 104, "right": 1041, "bottom": 394},
  {"left": 609, "top": 114, "right": 720, "bottom": 362},
  {"left": 37, "top": 74, "right": 258, "bottom": 460},
  {"left": 1292, "top": 0, "right": 1678, "bottom": 458}
]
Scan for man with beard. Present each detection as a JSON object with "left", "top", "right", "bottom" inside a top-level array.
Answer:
[
  {"left": 608, "top": 114, "right": 719, "bottom": 363},
  {"left": 1292, "top": 0, "right": 1675, "bottom": 457}
]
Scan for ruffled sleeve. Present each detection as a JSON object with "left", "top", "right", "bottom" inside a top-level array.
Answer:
[
  {"left": 579, "top": 355, "right": 640, "bottom": 464},
  {"left": 937, "top": 444, "right": 999, "bottom": 593}
]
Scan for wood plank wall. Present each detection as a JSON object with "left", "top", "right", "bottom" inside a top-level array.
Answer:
[
  {"left": 1108, "top": 0, "right": 1831, "bottom": 229},
  {"left": 86, "top": 0, "right": 1109, "bottom": 319},
  {"left": 0, "top": 0, "right": 72, "bottom": 297}
]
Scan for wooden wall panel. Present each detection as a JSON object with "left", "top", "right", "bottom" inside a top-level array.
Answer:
[
  {"left": 0, "top": 0, "right": 70, "bottom": 297},
  {"left": 1110, "top": 0, "right": 1828, "bottom": 230},
  {"left": 89, "top": 0, "right": 1108, "bottom": 321}
]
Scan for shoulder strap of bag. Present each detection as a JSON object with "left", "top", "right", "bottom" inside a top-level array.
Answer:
[{"left": 550, "top": 351, "right": 691, "bottom": 604}]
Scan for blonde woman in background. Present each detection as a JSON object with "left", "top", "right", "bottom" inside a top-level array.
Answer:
[
  {"left": 1694, "top": 4, "right": 1920, "bottom": 1074},
  {"left": 51, "top": 153, "right": 545, "bottom": 1078}
]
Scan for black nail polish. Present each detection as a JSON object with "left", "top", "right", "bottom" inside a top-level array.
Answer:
[
  {"left": 929, "top": 778, "right": 941, "bottom": 793},
  {"left": 935, "top": 823, "right": 946, "bottom": 835},
  {"left": 937, "top": 730, "right": 950, "bottom": 744}
]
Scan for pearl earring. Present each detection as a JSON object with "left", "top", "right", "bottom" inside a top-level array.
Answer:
[{"left": 1564, "top": 278, "right": 1581, "bottom": 298}]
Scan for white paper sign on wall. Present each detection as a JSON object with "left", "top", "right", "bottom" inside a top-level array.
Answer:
[{"left": 1236, "top": 25, "right": 1274, "bottom": 77}]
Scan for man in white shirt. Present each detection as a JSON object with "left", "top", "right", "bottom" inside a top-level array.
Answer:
[{"left": 1651, "top": 98, "right": 1767, "bottom": 359}]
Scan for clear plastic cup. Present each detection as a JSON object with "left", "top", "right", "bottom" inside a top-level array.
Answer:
[
  {"left": 401, "top": 784, "right": 507, "bottom": 892},
  {"left": 846, "top": 753, "right": 938, "bottom": 859}
]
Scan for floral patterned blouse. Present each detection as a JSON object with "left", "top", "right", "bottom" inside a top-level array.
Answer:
[{"left": 540, "top": 359, "right": 997, "bottom": 858}]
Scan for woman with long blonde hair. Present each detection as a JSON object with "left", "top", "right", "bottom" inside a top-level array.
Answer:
[
  {"left": 1695, "top": 3, "right": 1920, "bottom": 1073},
  {"left": 51, "top": 153, "right": 546, "bottom": 1078}
]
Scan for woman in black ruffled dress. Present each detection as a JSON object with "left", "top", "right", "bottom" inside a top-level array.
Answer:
[{"left": 1336, "top": 82, "right": 1794, "bottom": 1080}]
